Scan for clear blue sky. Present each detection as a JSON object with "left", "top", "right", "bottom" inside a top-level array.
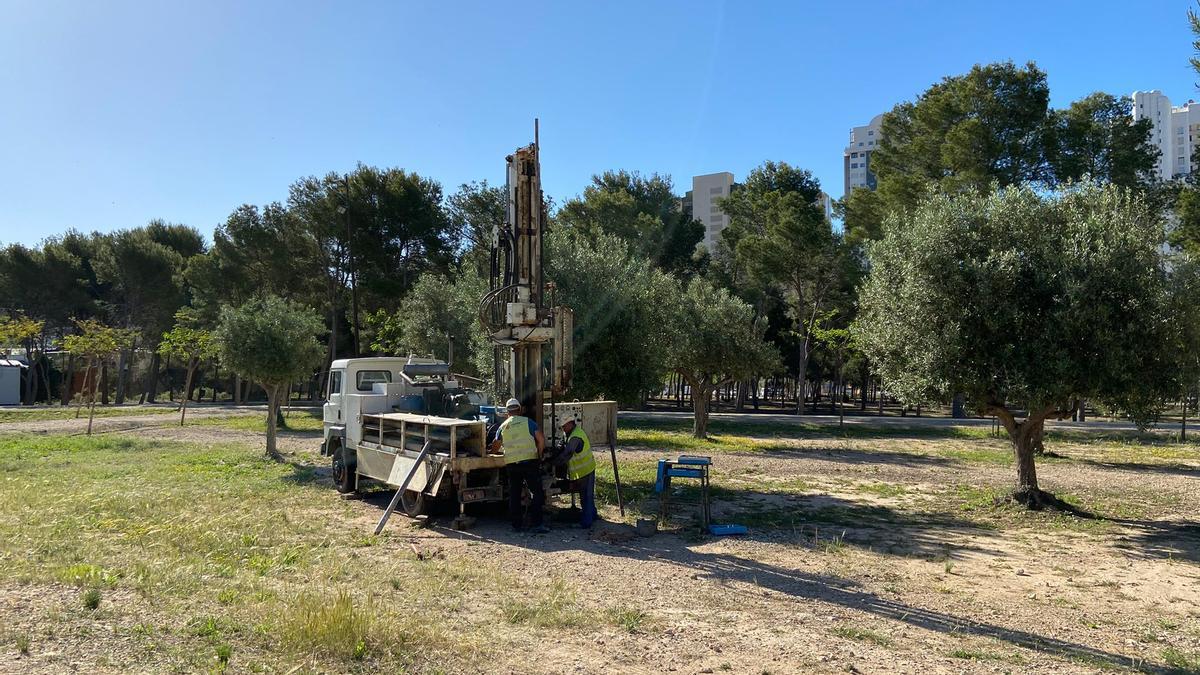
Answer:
[{"left": 2, "top": 0, "right": 1199, "bottom": 246}]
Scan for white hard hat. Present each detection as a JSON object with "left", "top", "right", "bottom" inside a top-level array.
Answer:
[
  {"left": 505, "top": 398, "right": 521, "bottom": 410},
  {"left": 560, "top": 415, "right": 577, "bottom": 428}
]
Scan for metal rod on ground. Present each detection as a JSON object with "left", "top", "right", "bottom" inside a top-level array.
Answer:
[
  {"left": 375, "top": 441, "right": 434, "bottom": 535},
  {"left": 610, "top": 442, "right": 624, "bottom": 517}
]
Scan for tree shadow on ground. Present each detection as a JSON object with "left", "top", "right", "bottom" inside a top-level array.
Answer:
[
  {"left": 750, "top": 445, "right": 957, "bottom": 468},
  {"left": 448, "top": 524, "right": 1161, "bottom": 673},
  {"left": 1112, "top": 518, "right": 1200, "bottom": 565},
  {"left": 1069, "top": 458, "right": 1200, "bottom": 479},
  {"left": 625, "top": 417, "right": 991, "bottom": 443}
]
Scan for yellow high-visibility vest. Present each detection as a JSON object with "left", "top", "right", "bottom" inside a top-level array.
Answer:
[
  {"left": 500, "top": 415, "right": 538, "bottom": 464},
  {"left": 565, "top": 425, "right": 595, "bottom": 480}
]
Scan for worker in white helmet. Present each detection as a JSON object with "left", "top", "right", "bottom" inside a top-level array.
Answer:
[
  {"left": 560, "top": 414, "right": 597, "bottom": 528},
  {"left": 490, "top": 398, "right": 548, "bottom": 533}
]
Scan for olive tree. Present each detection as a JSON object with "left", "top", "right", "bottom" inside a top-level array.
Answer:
[
  {"left": 665, "top": 277, "right": 780, "bottom": 438},
  {"left": 158, "top": 315, "right": 218, "bottom": 426},
  {"left": 215, "top": 296, "right": 324, "bottom": 459},
  {"left": 857, "top": 183, "right": 1178, "bottom": 507},
  {"left": 62, "top": 320, "right": 128, "bottom": 435}
]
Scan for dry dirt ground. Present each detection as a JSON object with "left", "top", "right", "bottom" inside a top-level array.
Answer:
[{"left": 1, "top": 411, "right": 1199, "bottom": 674}]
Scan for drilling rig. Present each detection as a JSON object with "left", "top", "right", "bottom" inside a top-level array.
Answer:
[
  {"left": 479, "top": 122, "right": 573, "bottom": 430},
  {"left": 320, "top": 125, "right": 621, "bottom": 532}
]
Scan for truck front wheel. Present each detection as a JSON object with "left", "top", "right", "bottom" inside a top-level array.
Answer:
[{"left": 332, "top": 444, "right": 356, "bottom": 494}]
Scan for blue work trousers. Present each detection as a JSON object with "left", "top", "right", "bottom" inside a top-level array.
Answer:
[{"left": 577, "top": 471, "right": 598, "bottom": 528}]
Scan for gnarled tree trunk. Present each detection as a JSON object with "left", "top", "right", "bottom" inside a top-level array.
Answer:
[
  {"left": 990, "top": 405, "right": 1055, "bottom": 507},
  {"left": 264, "top": 383, "right": 282, "bottom": 460}
]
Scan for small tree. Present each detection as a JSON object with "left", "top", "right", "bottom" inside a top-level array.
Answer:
[
  {"left": 857, "top": 183, "right": 1179, "bottom": 507},
  {"left": 0, "top": 315, "right": 44, "bottom": 404},
  {"left": 811, "top": 313, "right": 857, "bottom": 430},
  {"left": 62, "top": 319, "right": 124, "bottom": 434},
  {"left": 665, "top": 277, "right": 779, "bottom": 438},
  {"left": 215, "top": 296, "right": 324, "bottom": 459},
  {"left": 158, "top": 315, "right": 218, "bottom": 426}
]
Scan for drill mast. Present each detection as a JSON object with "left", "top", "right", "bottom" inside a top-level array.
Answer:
[{"left": 480, "top": 122, "right": 572, "bottom": 428}]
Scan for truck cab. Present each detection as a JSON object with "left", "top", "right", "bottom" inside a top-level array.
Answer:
[{"left": 321, "top": 356, "right": 489, "bottom": 457}]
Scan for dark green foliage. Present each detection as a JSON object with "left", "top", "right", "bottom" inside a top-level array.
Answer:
[
  {"left": 545, "top": 227, "right": 677, "bottom": 404},
  {"left": 1044, "top": 92, "right": 1157, "bottom": 188},
  {"left": 557, "top": 170, "right": 704, "bottom": 277}
]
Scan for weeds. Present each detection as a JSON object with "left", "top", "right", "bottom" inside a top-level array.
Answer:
[
  {"left": 501, "top": 579, "right": 582, "bottom": 628},
  {"left": 1163, "top": 648, "right": 1200, "bottom": 671},
  {"left": 281, "top": 591, "right": 374, "bottom": 661},
  {"left": 81, "top": 588, "right": 102, "bottom": 610},
  {"left": 606, "top": 605, "right": 650, "bottom": 633},
  {"left": 831, "top": 624, "right": 893, "bottom": 647},
  {"left": 948, "top": 648, "right": 1002, "bottom": 661}
]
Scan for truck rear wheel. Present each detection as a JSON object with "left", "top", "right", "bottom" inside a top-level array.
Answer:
[
  {"left": 399, "top": 489, "right": 426, "bottom": 517},
  {"left": 332, "top": 444, "right": 356, "bottom": 494}
]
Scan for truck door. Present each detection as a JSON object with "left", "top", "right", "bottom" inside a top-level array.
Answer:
[{"left": 324, "top": 369, "right": 345, "bottom": 426}]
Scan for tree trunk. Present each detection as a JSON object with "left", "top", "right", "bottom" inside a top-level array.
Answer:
[
  {"left": 991, "top": 407, "right": 1053, "bottom": 507},
  {"left": 61, "top": 354, "right": 75, "bottom": 406},
  {"left": 265, "top": 384, "right": 282, "bottom": 460},
  {"left": 837, "top": 367, "right": 845, "bottom": 429},
  {"left": 1013, "top": 421, "right": 1040, "bottom": 496},
  {"left": 87, "top": 358, "right": 99, "bottom": 435},
  {"left": 951, "top": 393, "right": 966, "bottom": 418},
  {"left": 233, "top": 373, "right": 241, "bottom": 405},
  {"left": 796, "top": 338, "right": 809, "bottom": 416},
  {"left": 1182, "top": 393, "right": 1189, "bottom": 443},
  {"left": 38, "top": 354, "right": 52, "bottom": 405},
  {"left": 114, "top": 347, "right": 129, "bottom": 405},
  {"left": 180, "top": 362, "right": 195, "bottom": 426},
  {"left": 100, "top": 360, "right": 110, "bottom": 405},
  {"left": 689, "top": 383, "right": 711, "bottom": 439},
  {"left": 145, "top": 351, "right": 161, "bottom": 403},
  {"left": 165, "top": 355, "right": 174, "bottom": 403},
  {"left": 1031, "top": 423, "right": 1046, "bottom": 455},
  {"left": 860, "top": 375, "right": 868, "bottom": 411},
  {"left": 1075, "top": 399, "right": 1086, "bottom": 423},
  {"left": 75, "top": 363, "right": 92, "bottom": 418}
]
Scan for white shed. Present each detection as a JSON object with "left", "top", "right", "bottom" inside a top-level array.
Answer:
[{"left": 0, "top": 358, "right": 25, "bottom": 406}]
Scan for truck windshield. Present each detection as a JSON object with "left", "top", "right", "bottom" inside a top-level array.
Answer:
[
  {"left": 356, "top": 370, "right": 393, "bottom": 391},
  {"left": 327, "top": 371, "right": 343, "bottom": 399}
]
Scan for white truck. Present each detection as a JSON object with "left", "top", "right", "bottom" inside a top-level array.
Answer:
[{"left": 320, "top": 355, "right": 621, "bottom": 523}]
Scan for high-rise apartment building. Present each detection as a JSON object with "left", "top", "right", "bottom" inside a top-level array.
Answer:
[
  {"left": 1132, "top": 90, "right": 1200, "bottom": 181},
  {"left": 691, "top": 171, "right": 736, "bottom": 253},
  {"left": 844, "top": 113, "right": 884, "bottom": 195}
]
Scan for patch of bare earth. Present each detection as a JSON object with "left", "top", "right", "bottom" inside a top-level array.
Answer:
[{"left": 2, "top": 416, "right": 1198, "bottom": 673}]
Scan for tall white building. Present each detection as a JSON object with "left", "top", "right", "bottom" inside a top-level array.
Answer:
[
  {"left": 1132, "top": 90, "right": 1200, "bottom": 181},
  {"left": 844, "top": 113, "right": 884, "bottom": 195},
  {"left": 691, "top": 172, "right": 735, "bottom": 253}
]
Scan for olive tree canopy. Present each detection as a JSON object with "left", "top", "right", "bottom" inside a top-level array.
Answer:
[
  {"left": 215, "top": 296, "right": 325, "bottom": 459},
  {"left": 856, "top": 182, "right": 1178, "bottom": 506}
]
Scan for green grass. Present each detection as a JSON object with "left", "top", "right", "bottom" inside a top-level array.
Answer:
[
  {"left": 0, "top": 432, "right": 510, "bottom": 670},
  {"left": 192, "top": 410, "right": 324, "bottom": 433},
  {"left": 0, "top": 405, "right": 178, "bottom": 423}
]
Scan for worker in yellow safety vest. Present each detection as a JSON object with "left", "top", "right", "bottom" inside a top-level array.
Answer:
[
  {"left": 560, "top": 415, "right": 597, "bottom": 528},
  {"left": 490, "top": 398, "right": 548, "bottom": 533}
]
